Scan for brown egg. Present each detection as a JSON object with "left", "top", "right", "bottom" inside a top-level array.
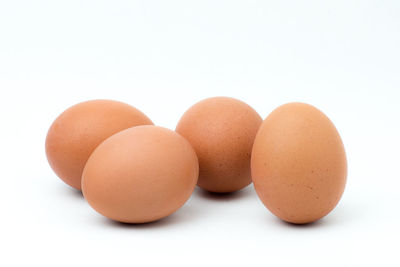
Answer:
[
  {"left": 45, "top": 100, "right": 153, "bottom": 190},
  {"left": 176, "top": 97, "right": 262, "bottom": 193},
  {"left": 251, "top": 103, "right": 347, "bottom": 224},
  {"left": 81, "top": 125, "right": 199, "bottom": 223}
]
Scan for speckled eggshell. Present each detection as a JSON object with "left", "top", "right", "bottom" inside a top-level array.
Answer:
[
  {"left": 82, "top": 125, "right": 199, "bottom": 224},
  {"left": 176, "top": 97, "right": 262, "bottom": 193},
  {"left": 251, "top": 103, "right": 347, "bottom": 224},
  {"left": 45, "top": 100, "right": 153, "bottom": 190}
]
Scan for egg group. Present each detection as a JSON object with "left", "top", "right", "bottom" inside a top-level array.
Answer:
[{"left": 46, "top": 98, "right": 347, "bottom": 225}]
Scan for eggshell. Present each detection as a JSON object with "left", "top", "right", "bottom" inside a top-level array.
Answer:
[
  {"left": 82, "top": 125, "right": 199, "bottom": 223},
  {"left": 176, "top": 97, "right": 262, "bottom": 193},
  {"left": 251, "top": 103, "right": 347, "bottom": 224},
  {"left": 45, "top": 100, "right": 153, "bottom": 190}
]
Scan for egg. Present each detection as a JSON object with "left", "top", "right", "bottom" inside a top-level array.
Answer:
[
  {"left": 82, "top": 125, "right": 199, "bottom": 223},
  {"left": 45, "top": 99, "right": 153, "bottom": 190},
  {"left": 251, "top": 103, "right": 347, "bottom": 224},
  {"left": 176, "top": 97, "right": 262, "bottom": 193}
]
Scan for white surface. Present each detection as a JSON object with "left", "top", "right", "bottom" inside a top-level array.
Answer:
[{"left": 1, "top": 1, "right": 400, "bottom": 266}]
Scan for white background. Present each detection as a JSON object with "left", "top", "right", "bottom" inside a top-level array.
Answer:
[{"left": 1, "top": 1, "right": 399, "bottom": 266}]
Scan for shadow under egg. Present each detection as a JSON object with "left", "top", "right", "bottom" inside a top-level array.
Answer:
[{"left": 196, "top": 185, "right": 254, "bottom": 202}]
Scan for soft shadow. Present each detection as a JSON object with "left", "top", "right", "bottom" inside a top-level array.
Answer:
[
  {"left": 63, "top": 186, "right": 84, "bottom": 199},
  {"left": 102, "top": 215, "right": 178, "bottom": 229},
  {"left": 275, "top": 217, "right": 328, "bottom": 229},
  {"left": 54, "top": 182, "right": 84, "bottom": 199},
  {"left": 196, "top": 187, "right": 253, "bottom": 201},
  {"left": 100, "top": 203, "right": 199, "bottom": 230},
  {"left": 270, "top": 205, "right": 355, "bottom": 229},
  {"left": 70, "top": 188, "right": 84, "bottom": 198}
]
